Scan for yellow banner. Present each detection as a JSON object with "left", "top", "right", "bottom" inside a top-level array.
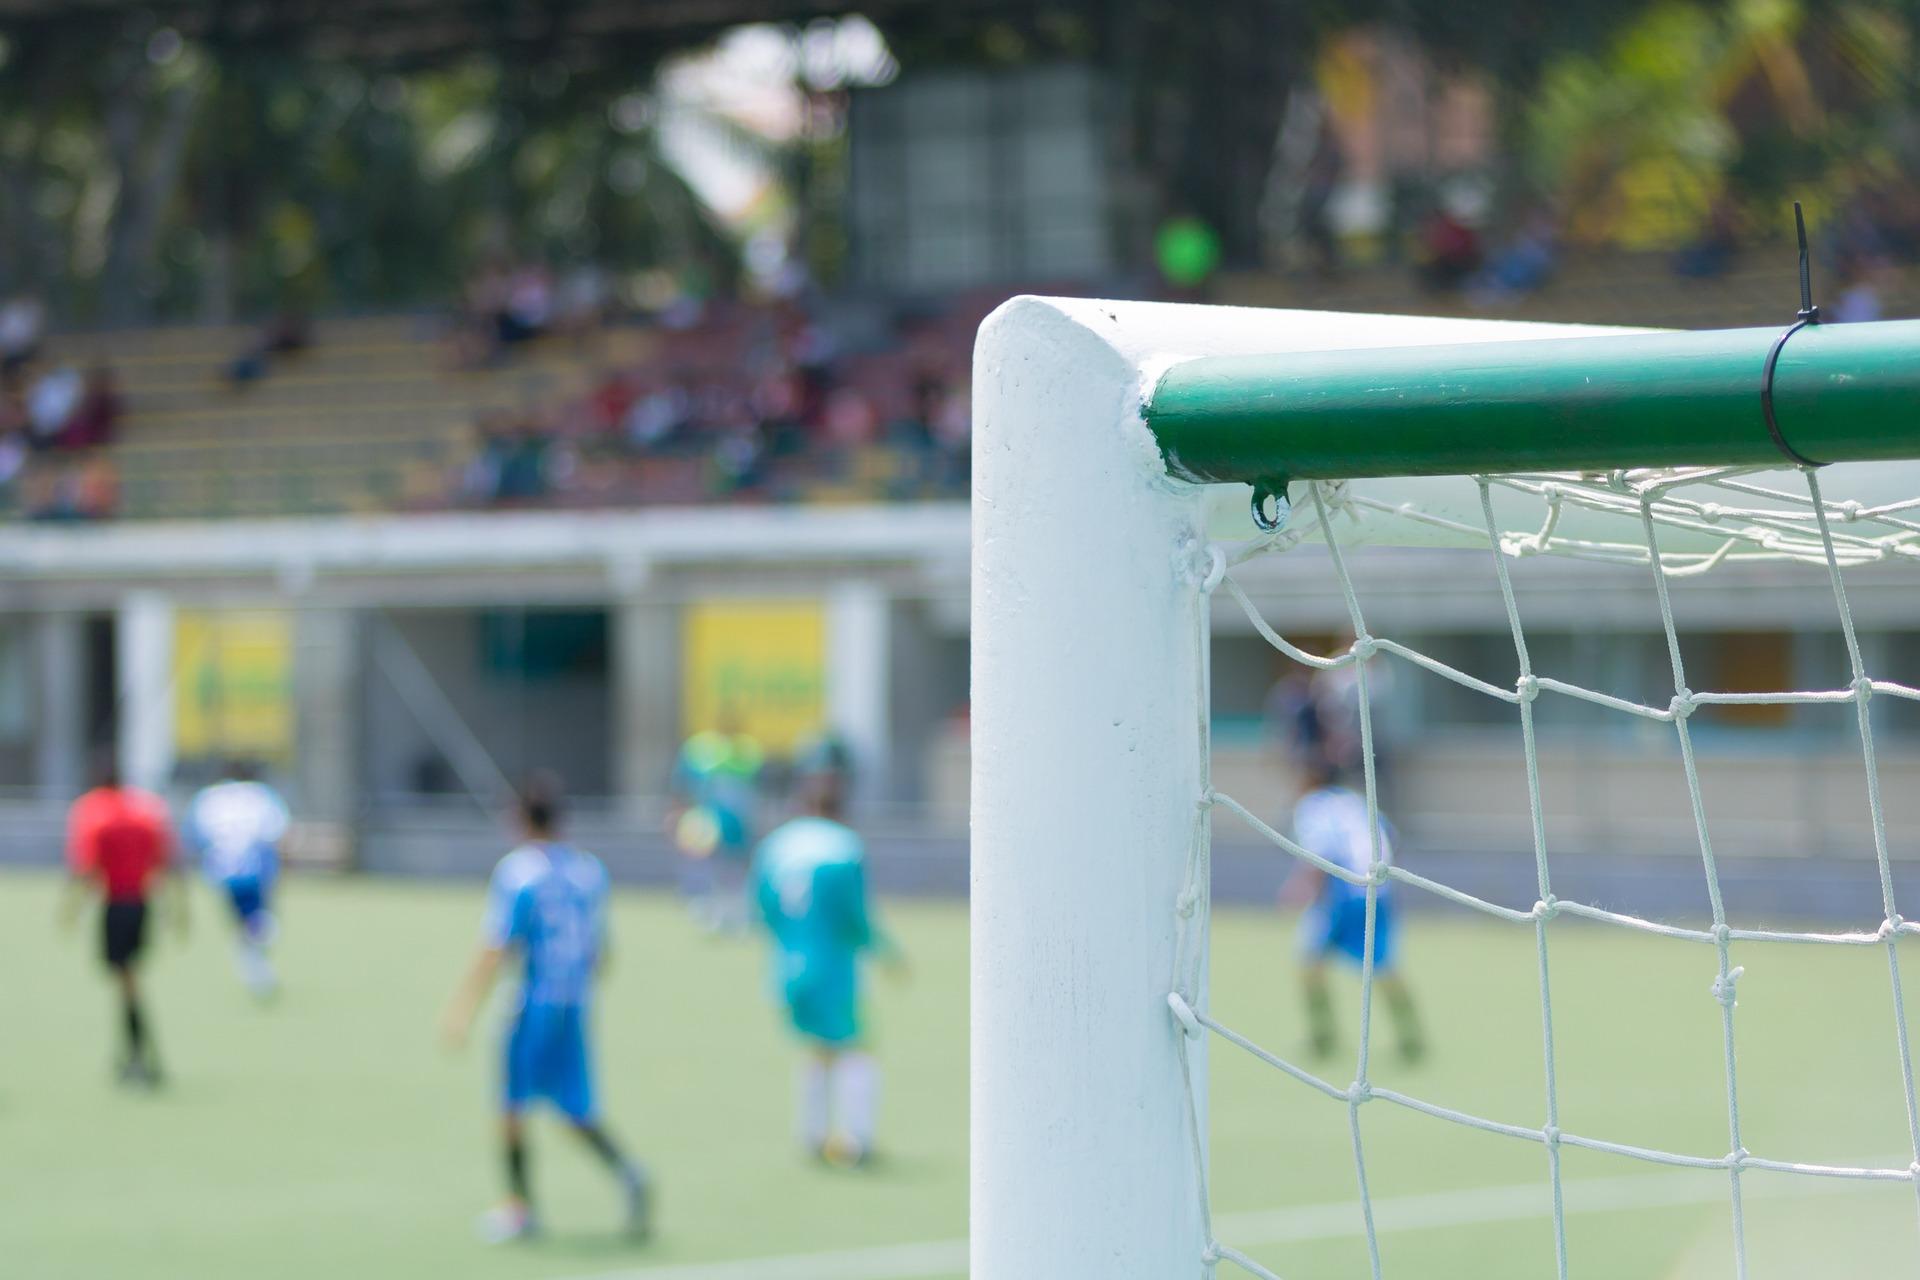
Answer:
[
  {"left": 681, "top": 599, "right": 825, "bottom": 753},
  {"left": 173, "top": 610, "right": 294, "bottom": 762}
]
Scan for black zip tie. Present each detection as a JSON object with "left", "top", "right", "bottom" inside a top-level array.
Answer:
[{"left": 1760, "top": 201, "right": 1824, "bottom": 468}]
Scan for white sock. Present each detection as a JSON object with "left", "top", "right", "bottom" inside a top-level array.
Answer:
[
  {"left": 799, "top": 1057, "right": 830, "bottom": 1150},
  {"left": 832, "top": 1052, "right": 878, "bottom": 1153},
  {"left": 238, "top": 940, "right": 276, "bottom": 996}
]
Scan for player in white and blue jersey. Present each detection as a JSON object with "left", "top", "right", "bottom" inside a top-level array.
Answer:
[
  {"left": 1283, "top": 753, "right": 1424, "bottom": 1063},
  {"left": 751, "top": 737, "right": 899, "bottom": 1165},
  {"left": 441, "top": 776, "right": 651, "bottom": 1244},
  {"left": 187, "top": 760, "right": 288, "bottom": 1000}
]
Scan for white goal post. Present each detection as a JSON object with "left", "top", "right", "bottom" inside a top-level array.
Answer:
[{"left": 968, "top": 296, "right": 1920, "bottom": 1278}]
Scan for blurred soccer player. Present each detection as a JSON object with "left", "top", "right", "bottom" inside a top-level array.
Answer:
[
  {"left": 1281, "top": 752, "right": 1424, "bottom": 1063},
  {"left": 61, "top": 757, "right": 183, "bottom": 1087},
  {"left": 440, "top": 775, "right": 651, "bottom": 1244},
  {"left": 667, "top": 713, "right": 763, "bottom": 932},
  {"left": 752, "top": 738, "right": 900, "bottom": 1165},
  {"left": 187, "top": 759, "right": 289, "bottom": 1000}
]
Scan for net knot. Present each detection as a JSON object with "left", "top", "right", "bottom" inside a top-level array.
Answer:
[
  {"left": 1347, "top": 1079, "right": 1373, "bottom": 1106},
  {"left": 1202, "top": 1242, "right": 1223, "bottom": 1266},
  {"left": 1728, "top": 1146, "right": 1751, "bottom": 1170},
  {"left": 1710, "top": 965, "right": 1745, "bottom": 1008},
  {"left": 1369, "top": 860, "right": 1392, "bottom": 887},
  {"left": 1880, "top": 914, "right": 1905, "bottom": 941},
  {"left": 1712, "top": 922, "right": 1732, "bottom": 946},
  {"left": 1350, "top": 634, "right": 1379, "bottom": 662},
  {"left": 1534, "top": 896, "right": 1560, "bottom": 922},
  {"left": 1699, "top": 501, "right": 1724, "bottom": 523},
  {"left": 1908, "top": 1161, "right": 1920, "bottom": 1183},
  {"left": 1167, "top": 991, "right": 1204, "bottom": 1041},
  {"left": 1668, "top": 691, "right": 1696, "bottom": 720},
  {"left": 1542, "top": 1124, "right": 1562, "bottom": 1148},
  {"left": 1606, "top": 470, "right": 1632, "bottom": 494},
  {"left": 1175, "top": 886, "right": 1200, "bottom": 919},
  {"left": 1198, "top": 788, "right": 1219, "bottom": 810},
  {"left": 1854, "top": 675, "right": 1875, "bottom": 704},
  {"left": 1516, "top": 674, "right": 1541, "bottom": 704},
  {"left": 1839, "top": 499, "right": 1864, "bottom": 523},
  {"left": 1199, "top": 543, "right": 1227, "bottom": 594}
]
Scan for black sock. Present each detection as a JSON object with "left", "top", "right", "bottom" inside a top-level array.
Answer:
[
  {"left": 505, "top": 1137, "right": 531, "bottom": 1205},
  {"left": 573, "top": 1123, "right": 637, "bottom": 1183},
  {"left": 1304, "top": 979, "right": 1335, "bottom": 1056},
  {"left": 1385, "top": 983, "right": 1425, "bottom": 1059},
  {"left": 123, "top": 996, "right": 146, "bottom": 1064}
]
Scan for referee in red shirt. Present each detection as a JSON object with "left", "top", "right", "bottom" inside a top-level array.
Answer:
[{"left": 62, "top": 758, "right": 183, "bottom": 1086}]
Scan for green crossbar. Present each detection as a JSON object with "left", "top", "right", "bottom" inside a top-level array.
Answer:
[{"left": 1145, "top": 318, "right": 1920, "bottom": 484}]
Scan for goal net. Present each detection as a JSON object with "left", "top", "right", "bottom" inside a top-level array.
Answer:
[{"left": 969, "top": 297, "right": 1920, "bottom": 1279}]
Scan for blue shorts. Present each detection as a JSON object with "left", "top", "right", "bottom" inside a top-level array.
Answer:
[
  {"left": 225, "top": 877, "right": 269, "bottom": 926},
  {"left": 1298, "top": 894, "right": 1398, "bottom": 970},
  {"left": 503, "top": 1003, "right": 596, "bottom": 1121}
]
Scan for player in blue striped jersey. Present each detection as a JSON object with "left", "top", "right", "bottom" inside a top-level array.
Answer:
[{"left": 441, "top": 777, "right": 652, "bottom": 1243}]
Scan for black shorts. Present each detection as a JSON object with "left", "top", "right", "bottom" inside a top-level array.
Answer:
[{"left": 102, "top": 900, "right": 149, "bottom": 970}]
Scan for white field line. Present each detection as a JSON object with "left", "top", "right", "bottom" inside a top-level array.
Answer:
[{"left": 556, "top": 1167, "right": 1866, "bottom": 1280}]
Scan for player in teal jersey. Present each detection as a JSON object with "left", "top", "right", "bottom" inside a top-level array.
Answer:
[
  {"left": 669, "top": 718, "right": 764, "bottom": 932},
  {"left": 751, "top": 737, "right": 900, "bottom": 1165}
]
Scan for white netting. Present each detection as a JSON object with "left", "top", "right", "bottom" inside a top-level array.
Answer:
[{"left": 1166, "top": 466, "right": 1920, "bottom": 1280}]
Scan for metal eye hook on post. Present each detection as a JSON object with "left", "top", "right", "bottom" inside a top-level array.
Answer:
[
  {"left": 1250, "top": 475, "right": 1292, "bottom": 532},
  {"left": 1760, "top": 201, "right": 1826, "bottom": 469}
]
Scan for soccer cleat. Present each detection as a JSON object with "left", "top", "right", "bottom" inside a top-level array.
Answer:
[
  {"left": 475, "top": 1202, "right": 539, "bottom": 1245},
  {"left": 117, "top": 1058, "right": 163, "bottom": 1090},
  {"left": 817, "top": 1133, "right": 871, "bottom": 1169}
]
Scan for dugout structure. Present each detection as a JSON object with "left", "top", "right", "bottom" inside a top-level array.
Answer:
[{"left": 969, "top": 297, "right": 1920, "bottom": 1278}]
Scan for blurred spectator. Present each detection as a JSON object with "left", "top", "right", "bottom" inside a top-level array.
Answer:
[
  {"left": 494, "top": 423, "right": 552, "bottom": 503},
  {"left": 822, "top": 386, "right": 879, "bottom": 447},
  {"left": 0, "top": 428, "right": 28, "bottom": 494},
  {"left": 1830, "top": 253, "right": 1889, "bottom": 323},
  {"left": 27, "top": 364, "right": 82, "bottom": 445},
  {"left": 228, "top": 309, "right": 313, "bottom": 386},
  {"left": 1672, "top": 199, "right": 1739, "bottom": 280},
  {"left": 625, "top": 377, "right": 692, "bottom": 452},
  {"left": 713, "top": 419, "right": 767, "bottom": 495},
  {"left": 458, "top": 415, "right": 513, "bottom": 505},
  {"left": 0, "top": 294, "right": 45, "bottom": 374},
  {"left": 27, "top": 454, "right": 117, "bottom": 521},
  {"left": 1414, "top": 203, "right": 1482, "bottom": 293},
  {"left": 1297, "top": 117, "right": 1345, "bottom": 278},
  {"left": 1470, "top": 210, "right": 1560, "bottom": 304},
  {"left": 555, "top": 264, "right": 612, "bottom": 338},
  {"left": 57, "top": 365, "right": 122, "bottom": 450},
  {"left": 502, "top": 262, "right": 555, "bottom": 346},
  {"left": 929, "top": 377, "right": 971, "bottom": 488}
]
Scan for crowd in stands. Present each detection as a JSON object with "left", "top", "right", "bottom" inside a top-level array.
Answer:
[
  {"left": 452, "top": 256, "right": 613, "bottom": 369},
  {"left": 0, "top": 293, "right": 123, "bottom": 520},
  {"left": 448, "top": 286, "right": 975, "bottom": 511},
  {"left": 1395, "top": 182, "right": 1920, "bottom": 318},
  {"left": 9, "top": 191, "right": 1918, "bottom": 525}
]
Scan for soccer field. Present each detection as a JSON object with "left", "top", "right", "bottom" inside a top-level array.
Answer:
[{"left": 1, "top": 869, "right": 1915, "bottom": 1279}]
